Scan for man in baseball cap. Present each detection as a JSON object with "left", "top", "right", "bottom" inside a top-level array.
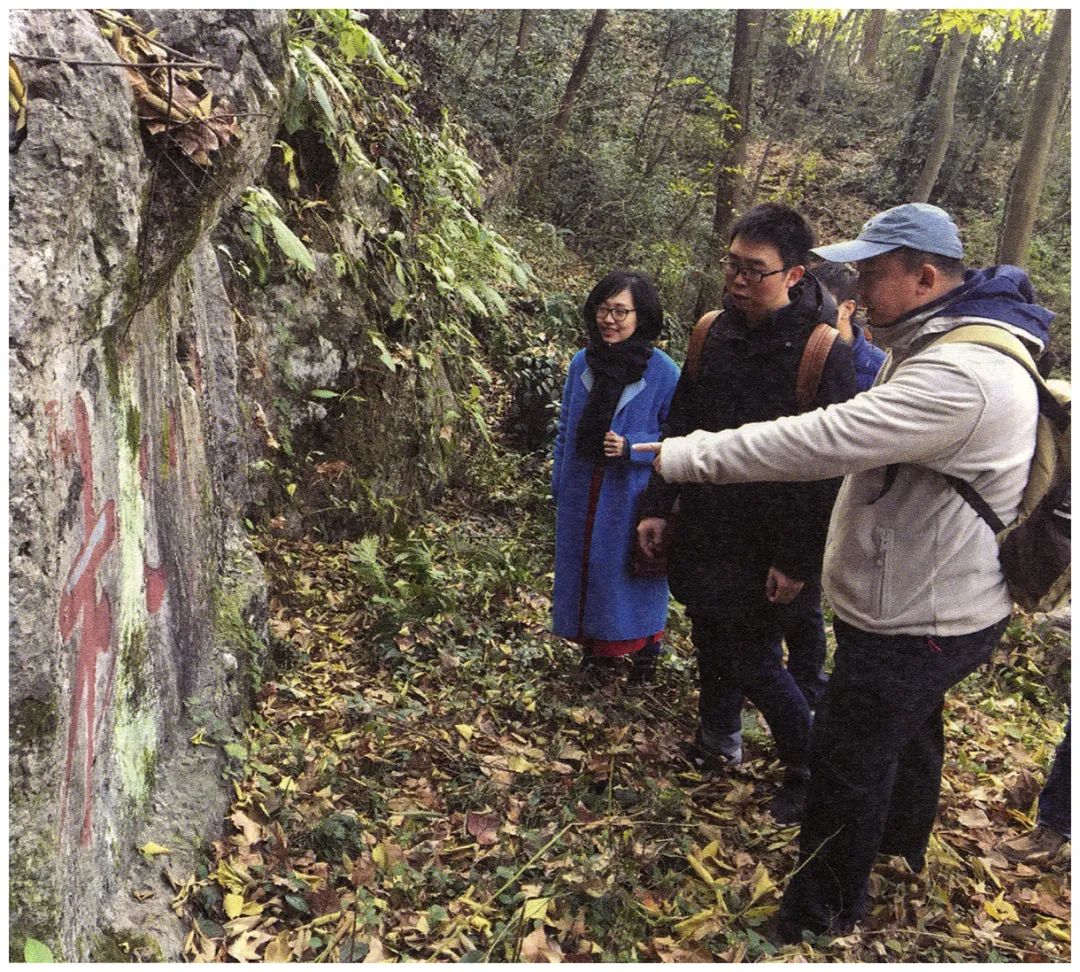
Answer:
[
  {"left": 634, "top": 203, "right": 1054, "bottom": 940},
  {"left": 814, "top": 201, "right": 964, "bottom": 263}
]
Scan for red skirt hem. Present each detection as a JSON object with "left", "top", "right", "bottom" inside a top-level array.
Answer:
[{"left": 575, "top": 631, "right": 665, "bottom": 658}]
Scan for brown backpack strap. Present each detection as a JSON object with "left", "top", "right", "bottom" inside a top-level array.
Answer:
[
  {"left": 795, "top": 323, "right": 839, "bottom": 412},
  {"left": 685, "top": 310, "right": 722, "bottom": 382}
]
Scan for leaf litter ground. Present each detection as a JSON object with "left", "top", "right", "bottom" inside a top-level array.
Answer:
[{"left": 178, "top": 454, "right": 1070, "bottom": 962}]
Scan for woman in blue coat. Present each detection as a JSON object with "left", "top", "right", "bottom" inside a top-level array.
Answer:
[{"left": 552, "top": 270, "right": 680, "bottom": 683}]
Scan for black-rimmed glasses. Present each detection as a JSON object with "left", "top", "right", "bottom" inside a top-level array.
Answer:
[
  {"left": 596, "top": 305, "right": 636, "bottom": 323},
  {"left": 720, "top": 259, "right": 792, "bottom": 285}
]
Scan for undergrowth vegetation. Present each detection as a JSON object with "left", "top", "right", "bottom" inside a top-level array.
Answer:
[{"left": 176, "top": 448, "right": 1070, "bottom": 963}]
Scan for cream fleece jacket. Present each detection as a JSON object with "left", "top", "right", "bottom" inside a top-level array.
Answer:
[{"left": 655, "top": 320, "right": 1039, "bottom": 635}]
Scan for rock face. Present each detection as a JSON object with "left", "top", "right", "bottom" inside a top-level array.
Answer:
[{"left": 8, "top": 9, "right": 287, "bottom": 959}]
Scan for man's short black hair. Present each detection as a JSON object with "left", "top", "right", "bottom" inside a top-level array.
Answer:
[
  {"left": 810, "top": 261, "right": 859, "bottom": 305},
  {"left": 893, "top": 246, "right": 966, "bottom": 281},
  {"left": 729, "top": 203, "right": 816, "bottom": 269}
]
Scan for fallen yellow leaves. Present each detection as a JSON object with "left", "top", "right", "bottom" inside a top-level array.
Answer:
[
  {"left": 138, "top": 841, "right": 173, "bottom": 856},
  {"left": 171, "top": 513, "right": 1069, "bottom": 963}
]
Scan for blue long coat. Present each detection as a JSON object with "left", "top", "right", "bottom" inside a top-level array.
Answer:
[{"left": 552, "top": 348, "right": 680, "bottom": 641}]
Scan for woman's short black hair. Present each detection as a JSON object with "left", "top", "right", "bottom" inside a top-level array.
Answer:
[
  {"left": 810, "top": 260, "right": 859, "bottom": 305},
  {"left": 583, "top": 270, "right": 664, "bottom": 343}
]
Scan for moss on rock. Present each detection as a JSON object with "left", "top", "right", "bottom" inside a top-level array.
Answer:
[
  {"left": 10, "top": 694, "right": 59, "bottom": 747},
  {"left": 125, "top": 402, "right": 141, "bottom": 458},
  {"left": 90, "top": 928, "right": 164, "bottom": 963}
]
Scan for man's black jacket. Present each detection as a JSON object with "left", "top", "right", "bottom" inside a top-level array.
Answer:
[{"left": 638, "top": 274, "right": 858, "bottom": 610}]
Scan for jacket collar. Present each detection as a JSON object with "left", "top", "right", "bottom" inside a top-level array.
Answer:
[{"left": 581, "top": 368, "right": 647, "bottom": 416}]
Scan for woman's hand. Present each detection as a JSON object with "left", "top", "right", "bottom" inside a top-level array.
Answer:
[
  {"left": 637, "top": 517, "right": 667, "bottom": 557},
  {"left": 603, "top": 430, "right": 627, "bottom": 458}
]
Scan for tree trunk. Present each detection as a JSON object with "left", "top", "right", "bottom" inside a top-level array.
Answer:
[
  {"left": 859, "top": 9, "right": 887, "bottom": 76},
  {"left": 634, "top": 24, "right": 679, "bottom": 160},
  {"left": 805, "top": 21, "right": 829, "bottom": 100},
  {"left": 491, "top": 10, "right": 507, "bottom": 72},
  {"left": 913, "top": 33, "right": 944, "bottom": 105},
  {"left": 695, "top": 9, "right": 761, "bottom": 319},
  {"left": 515, "top": 9, "right": 534, "bottom": 54},
  {"left": 460, "top": 15, "right": 500, "bottom": 87},
  {"left": 549, "top": 10, "right": 609, "bottom": 145},
  {"left": 998, "top": 9, "right": 1071, "bottom": 265},
  {"left": 520, "top": 9, "right": 609, "bottom": 199},
  {"left": 813, "top": 12, "right": 853, "bottom": 108},
  {"left": 910, "top": 29, "right": 972, "bottom": 203}
]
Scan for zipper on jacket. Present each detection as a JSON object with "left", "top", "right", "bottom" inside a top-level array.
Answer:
[{"left": 874, "top": 527, "right": 893, "bottom": 618}]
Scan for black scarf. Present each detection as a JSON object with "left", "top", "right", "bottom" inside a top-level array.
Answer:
[{"left": 575, "top": 337, "right": 653, "bottom": 461}]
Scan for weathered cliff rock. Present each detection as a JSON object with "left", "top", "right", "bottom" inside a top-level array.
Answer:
[
  {"left": 219, "top": 137, "right": 472, "bottom": 539},
  {"left": 8, "top": 9, "right": 286, "bottom": 959}
]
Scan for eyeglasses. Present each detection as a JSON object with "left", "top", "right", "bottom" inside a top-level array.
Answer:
[
  {"left": 720, "top": 259, "right": 792, "bottom": 285},
  {"left": 596, "top": 305, "right": 636, "bottom": 323}
]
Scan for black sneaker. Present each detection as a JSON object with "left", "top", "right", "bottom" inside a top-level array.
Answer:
[
  {"left": 628, "top": 653, "right": 659, "bottom": 685},
  {"left": 682, "top": 737, "right": 742, "bottom": 772},
  {"left": 580, "top": 655, "right": 616, "bottom": 687},
  {"left": 769, "top": 768, "right": 809, "bottom": 825}
]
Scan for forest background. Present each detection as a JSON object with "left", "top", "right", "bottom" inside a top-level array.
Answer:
[{"left": 371, "top": 6, "right": 1071, "bottom": 390}]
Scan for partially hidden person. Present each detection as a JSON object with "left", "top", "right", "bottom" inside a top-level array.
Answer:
[
  {"left": 812, "top": 260, "right": 886, "bottom": 393},
  {"left": 551, "top": 270, "right": 680, "bottom": 685},
  {"left": 1000, "top": 716, "right": 1071, "bottom": 866},
  {"left": 635, "top": 203, "right": 857, "bottom": 821},
  {"left": 635, "top": 202, "right": 1054, "bottom": 940}
]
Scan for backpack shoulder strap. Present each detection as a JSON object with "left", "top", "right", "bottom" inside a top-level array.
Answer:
[
  {"left": 930, "top": 325, "right": 1070, "bottom": 430},
  {"left": 928, "top": 324, "right": 1069, "bottom": 533},
  {"left": 795, "top": 322, "right": 839, "bottom": 412},
  {"left": 685, "top": 309, "right": 722, "bottom": 382}
]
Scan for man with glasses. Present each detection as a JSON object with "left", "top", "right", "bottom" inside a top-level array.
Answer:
[
  {"left": 636, "top": 203, "right": 1055, "bottom": 940},
  {"left": 636, "top": 203, "right": 856, "bottom": 822}
]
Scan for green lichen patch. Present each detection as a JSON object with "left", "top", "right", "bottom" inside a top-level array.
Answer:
[
  {"left": 112, "top": 626, "right": 159, "bottom": 812},
  {"left": 125, "top": 402, "right": 141, "bottom": 457},
  {"left": 211, "top": 565, "right": 268, "bottom": 696},
  {"left": 118, "top": 627, "right": 149, "bottom": 708},
  {"left": 8, "top": 824, "right": 64, "bottom": 962},
  {"left": 101, "top": 325, "right": 122, "bottom": 402},
  {"left": 159, "top": 416, "right": 171, "bottom": 479}
]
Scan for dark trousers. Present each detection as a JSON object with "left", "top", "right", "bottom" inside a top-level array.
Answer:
[
  {"left": 691, "top": 607, "right": 810, "bottom": 770},
  {"left": 1038, "top": 718, "right": 1071, "bottom": 839},
  {"left": 780, "top": 615, "right": 1009, "bottom": 934},
  {"left": 776, "top": 573, "right": 829, "bottom": 710},
  {"left": 707, "top": 576, "right": 828, "bottom": 751}
]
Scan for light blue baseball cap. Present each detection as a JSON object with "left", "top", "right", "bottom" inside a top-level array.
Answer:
[{"left": 811, "top": 203, "right": 964, "bottom": 263}]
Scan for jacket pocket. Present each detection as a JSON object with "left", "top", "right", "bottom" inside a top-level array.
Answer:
[{"left": 872, "top": 526, "right": 895, "bottom": 618}]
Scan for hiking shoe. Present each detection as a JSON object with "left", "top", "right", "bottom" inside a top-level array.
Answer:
[
  {"left": 682, "top": 737, "right": 742, "bottom": 772},
  {"left": 628, "top": 654, "right": 659, "bottom": 685},
  {"left": 999, "top": 826, "right": 1070, "bottom": 866},
  {"left": 580, "top": 655, "right": 617, "bottom": 687},
  {"left": 769, "top": 768, "right": 810, "bottom": 825},
  {"left": 877, "top": 841, "right": 926, "bottom": 874}
]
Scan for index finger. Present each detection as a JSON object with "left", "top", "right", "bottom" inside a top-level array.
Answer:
[{"left": 632, "top": 442, "right": 662, "bottom": 454}]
